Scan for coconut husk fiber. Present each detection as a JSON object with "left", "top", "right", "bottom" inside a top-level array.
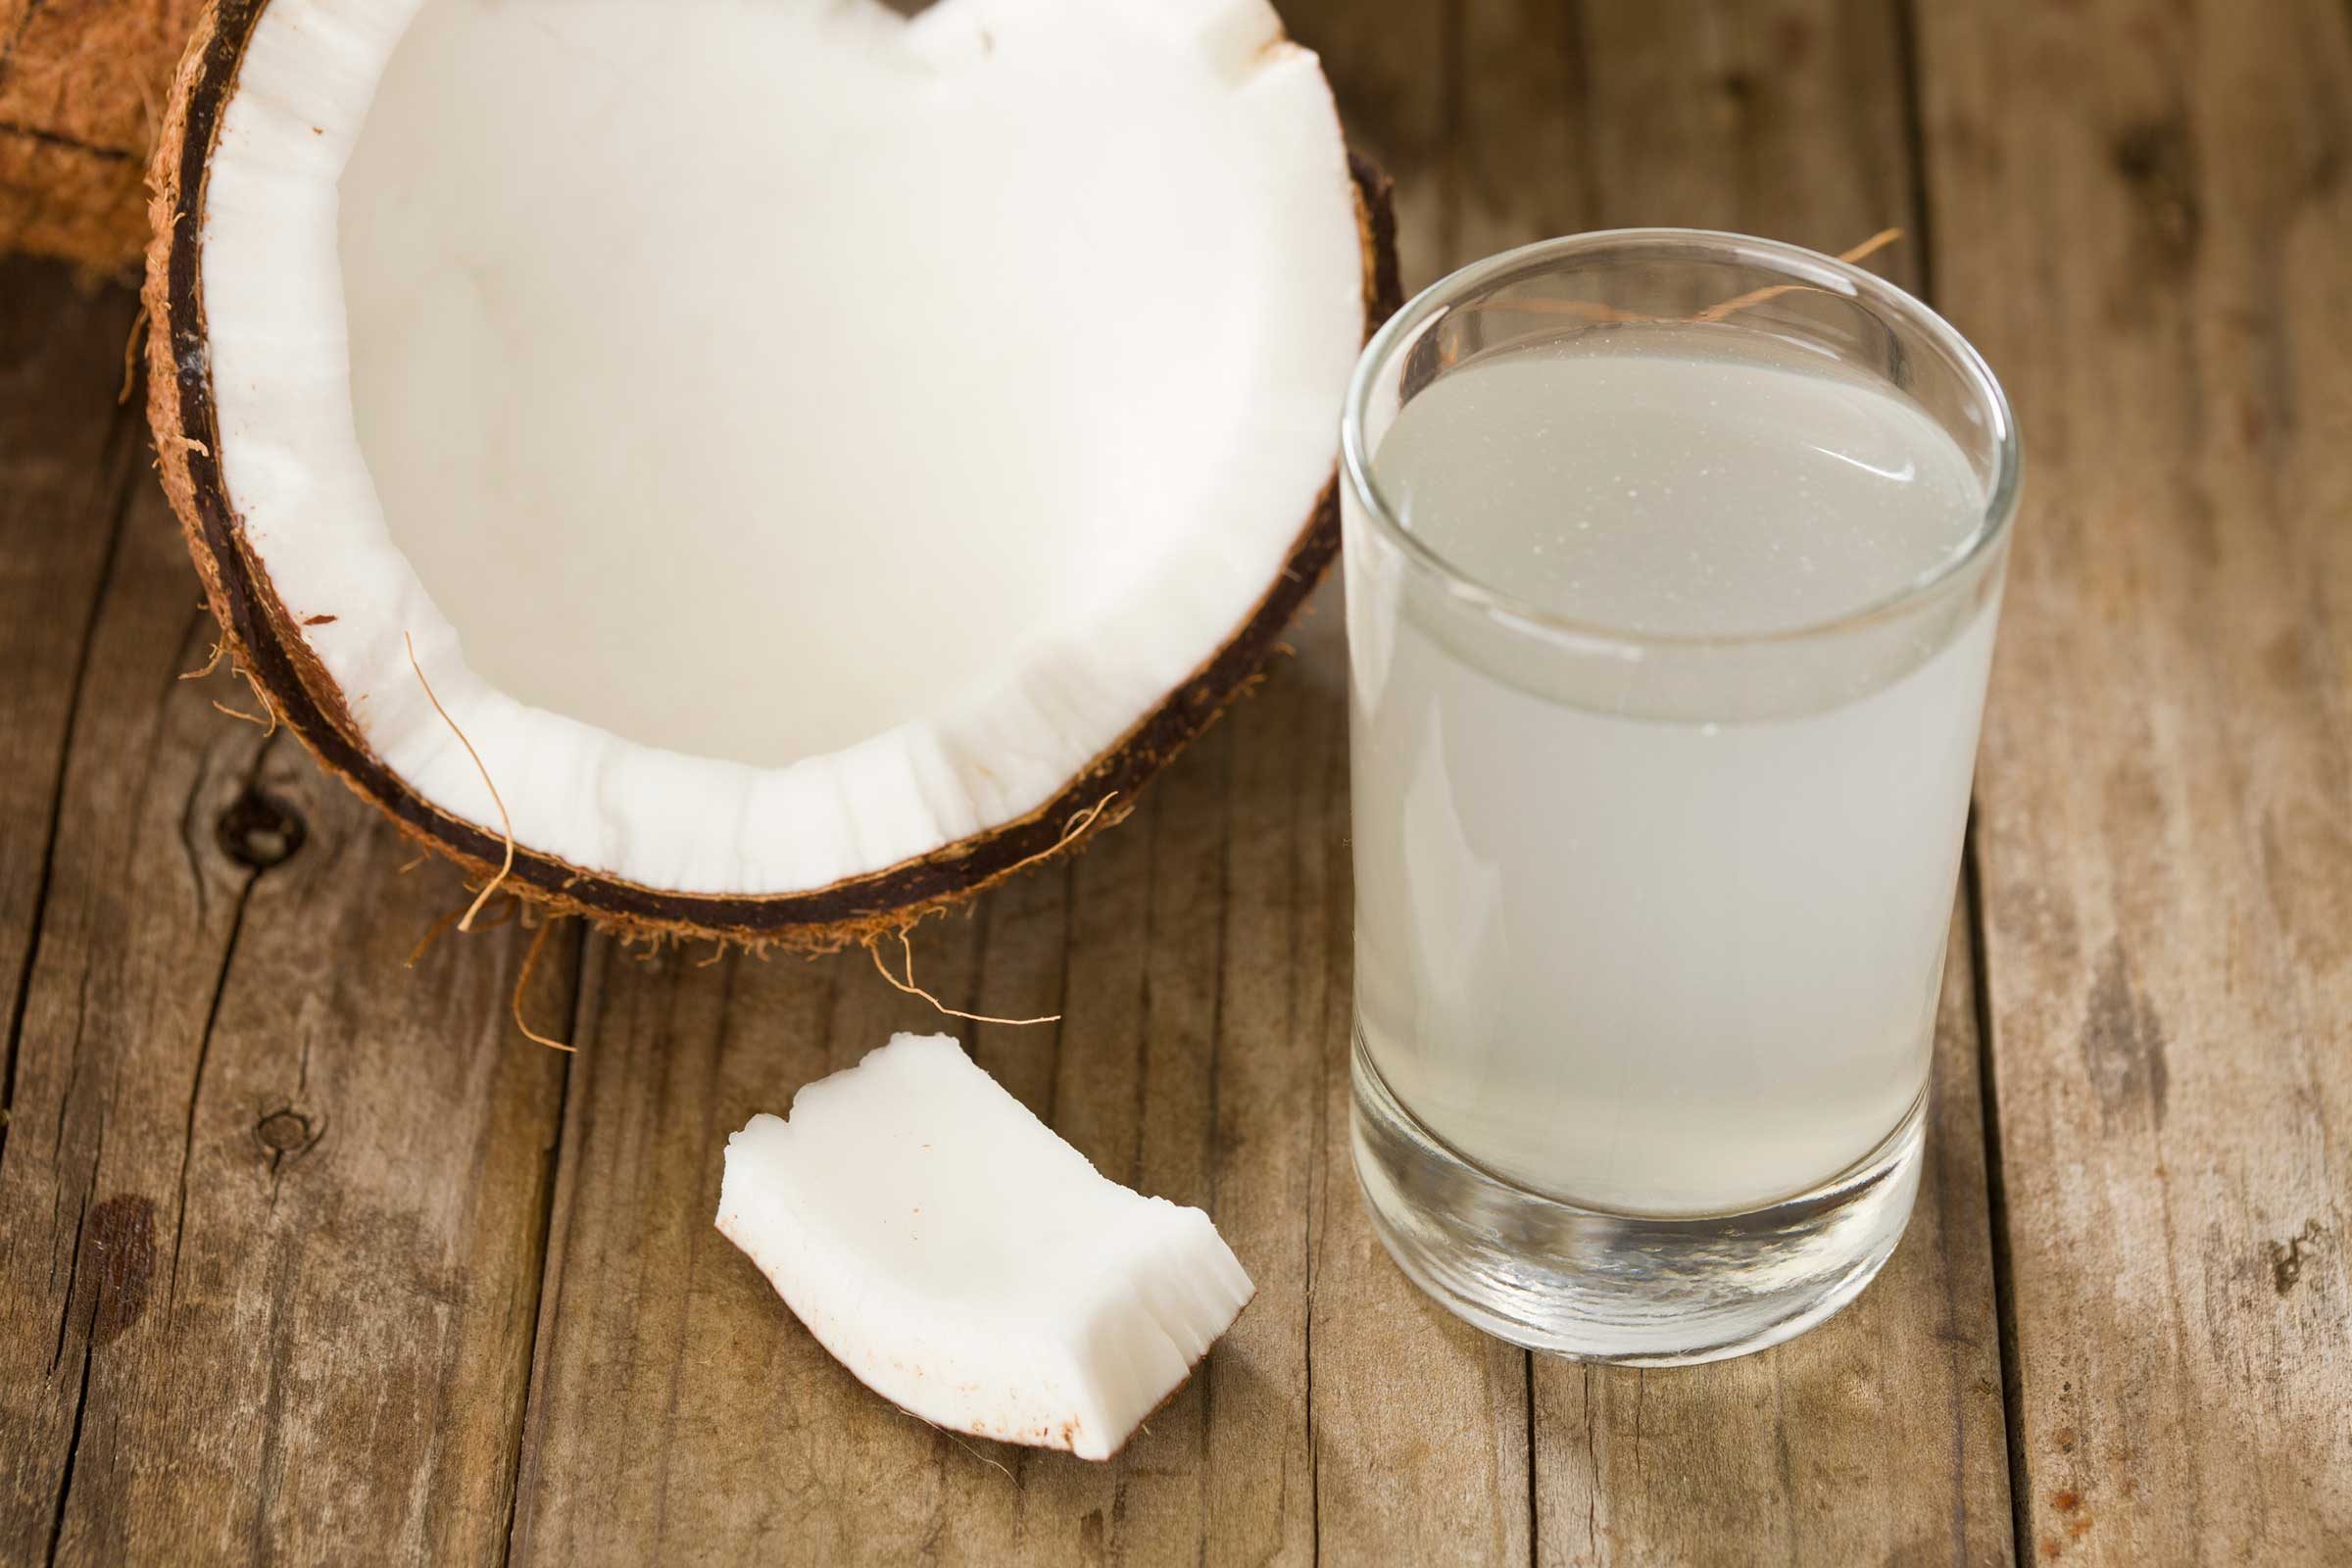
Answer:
[
  {"left": 137, "top": 0, "right": 1400, "bottom": 953},
  {"left": 0, "top": 0, "right": 205, "bottom": 273}
]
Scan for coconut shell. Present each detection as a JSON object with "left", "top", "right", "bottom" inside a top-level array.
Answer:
[
  {"left": 0, "top": 0, "right": 205, "bottom": 272},
  {"left": 143, "top": 0, "right": 1402, "bottom": 952}
]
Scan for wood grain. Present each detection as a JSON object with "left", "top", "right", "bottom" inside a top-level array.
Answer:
[
  {"left": 0, "top": 256, "right": 574, "bottom": 1562},
  {"left": 0, "top": 263, "right": 140, "bottom": 1177},
  {"left": 6, "top": 0, "right": 2348, "bottom": 1560},
  {"left": 505, "top": 753, "right": 1143, "bottom": 1561},
  {"left": 504, "top": 589, "right": 1538, "bottom": 1564},
  {"left": 1534, "top": 900, "right": 2012, "bottom": 1567},
  {"left": 1462, "top": 6, "right": 2015, "bottom": 1564},
  {"left": 1295, "top": 596, "right": 1537, "bottom": 1568},
  {"left": 1917, "top": 0, "right": 2352, "bottom": 1559}
]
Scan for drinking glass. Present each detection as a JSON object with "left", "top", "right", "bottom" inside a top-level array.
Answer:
[{"left": 1342, "top": 230, "right": 2020, "bottom": 1364}]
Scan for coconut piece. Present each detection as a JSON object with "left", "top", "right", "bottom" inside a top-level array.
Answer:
[
  {"left": 143, "top": 0, "right": 1400, "bottom": 950},
  {"left": 0, "top": 0, "right": 204, "bottom": 272},
  {"left": 716, "top": 1033, "right": 1251, "bottom": 1459}
]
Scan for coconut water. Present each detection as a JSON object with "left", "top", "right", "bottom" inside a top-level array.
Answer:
[{"left": 1350, "top": 328, "right": 1998, "bottom": 1216}]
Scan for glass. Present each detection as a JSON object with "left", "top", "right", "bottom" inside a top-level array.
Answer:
[{"left": 1341, "top": 230, "right": 2020, "bottom": 1364}]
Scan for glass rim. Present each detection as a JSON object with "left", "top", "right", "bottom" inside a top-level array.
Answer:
[{"left": 1339, "top": 226, "right": 2023, "bottom": 654}]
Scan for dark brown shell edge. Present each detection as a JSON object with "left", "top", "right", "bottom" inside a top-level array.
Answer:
[{"left": 143, "top": 0, "right": 1404, "bottom": 953}]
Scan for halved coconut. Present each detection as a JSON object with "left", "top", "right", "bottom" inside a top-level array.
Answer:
[
  {"left": 718, "top": 1033, "right": 1252, "bottom": 1458},
  {"left": 144, "top": 0, "right": 1397, "bottom": 947}
]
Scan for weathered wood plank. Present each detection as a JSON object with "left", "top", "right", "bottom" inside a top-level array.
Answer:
[
  {"left": 0, "top": 522, "right": 263, "bottom": 1564},
  {"left": 1291, "top": 0, "right": 1451, "bottom": 288},
  {"left": 0, "top": 255, "right": 142, "bottom": 1562},
  {"left": 1917, "top": 0, "right": 2352, "bottom": 1560},
  {"left": 1487, "top": 5, "right": 2015, "bottom": 1564},
  {"left": 1456, "top": 0, "right": 1591, "bottom": 266},
  {"left": 1535, "top": 896, "right": 2011, "bottom": 1566},
  {"left": 1571, "top": 0, "right": 1918, "bottom": 248},
  {"left": 1298, "top": 597, "right": 1537, "bottom": 1568},
  {"left": 6, "top": 0, "right": 2343, "bottom": 1560},
  {"left": 506, "top": 769, "right": 1174, "bottom": 1562},
  {"left": 505, "top": 619, "right": 1476, "bottom": 1565},
  {"left": 505, "top": 932, "right": 852, "bottom": 1564},
  {"left": 0, "top": 260, "right": 572, "bottom": 1562},
  {"left": 1292, "top": 6, "right": 1545, "bottom": 1560},
  {"left": 1235, "top": 578, "right": 1542, "bottom": 1568},
  {"left": 0, "top": 260, "right": 141, "bottom": 1165},
  {"left": 508, "top": 609, "right": 1535, "bottom": 1566}
]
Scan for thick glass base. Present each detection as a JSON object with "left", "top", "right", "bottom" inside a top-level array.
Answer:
[{"left": 1350, "top": 1033, "right": 1924, "bottom": 1365}]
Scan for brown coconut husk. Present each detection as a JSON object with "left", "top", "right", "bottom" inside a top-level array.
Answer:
[
  {"left": 141, "top": 0, "right": 1403, "bottom": 956},
  {"left": 0, "top": 0, "right": 207, "bottom": 273}
]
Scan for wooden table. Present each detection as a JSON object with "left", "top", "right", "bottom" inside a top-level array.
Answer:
[{"left": 2, "top": 1, "right": 2345, "bottom": 1562}]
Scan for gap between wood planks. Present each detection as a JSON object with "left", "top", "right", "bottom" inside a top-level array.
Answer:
[
  {"left": 499, "top": 924, "right": 589, "bottom": 1568},
  {"left": 1895, "top": 2, "right": 2022, "bottom": 1553},
  {"left": 1967, "top": 823, "right": 2034, "bottom": 1563},
  {"left": 0, "top": 392, "right": 144, "bottom": 1170}
]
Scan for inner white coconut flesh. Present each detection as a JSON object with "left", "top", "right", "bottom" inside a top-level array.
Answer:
[
  {"left": 716, "top": 1034, "right": 1252, "bottom": 1458},
  {"left": 198, "top": 0, "right": 1361, "bottom": 894}
]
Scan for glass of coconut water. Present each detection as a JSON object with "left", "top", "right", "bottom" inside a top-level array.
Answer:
[{"left": 1341, "top": 230, "right": 2019, "bottom": 1364}]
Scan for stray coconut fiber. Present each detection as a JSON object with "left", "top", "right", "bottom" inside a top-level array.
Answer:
[{"left": 716, "top": 1034, "right": 1252, "bottom": 1459}]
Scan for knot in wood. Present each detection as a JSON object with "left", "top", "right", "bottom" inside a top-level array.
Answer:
[
  {"left": 255, "top": 1107, "right": 315, "bottom": 1153},
  {"left": 217, "top": 788, "right": 307, "bottom": 868}
]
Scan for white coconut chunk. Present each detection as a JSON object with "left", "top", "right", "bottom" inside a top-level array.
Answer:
[{"left": 715, "top": 1034, "right": 1252, "bottom": 1459}]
